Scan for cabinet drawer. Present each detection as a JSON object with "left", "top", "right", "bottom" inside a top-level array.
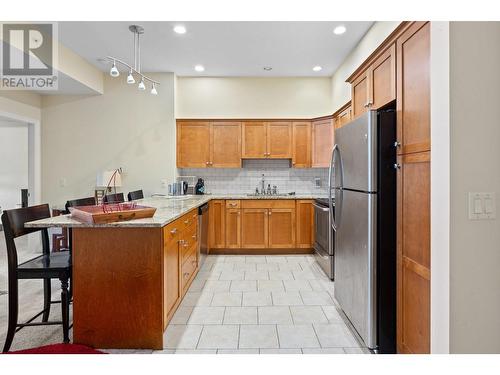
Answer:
[
  {"left": 180, "top": 224, "right": 198, "bottom": 262},
  {"left": 163, "top": 221, "right": 181, "bottom": 244},
  {"left": 241, "top": 199, "right": 295, "bottom": 209},
  {"left": 226, "top": 200, "right": 240, "bottom": 209},
  {"left": 180, "top": 209, "right": 198, "bottom": 229},
  {"left": 181, "top": 247, "right": 198, "bottom": 292}
]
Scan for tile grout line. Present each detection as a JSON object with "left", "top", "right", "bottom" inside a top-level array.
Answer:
[{"left": 311, "top": 322, "right": 323, "bottom": 348}]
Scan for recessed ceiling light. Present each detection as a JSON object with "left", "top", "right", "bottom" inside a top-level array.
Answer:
[
  {"left": 333, "top": 25, "right": 347, "bottom": 35},
  {"left": 194, "top": 64, "right": 205, "bottom": 72},
  {"left": 263, "top": 67, "right": 273, "bottom": 71},
  {"left": 173, "top": 25, "right": 186, "bottom": 34},
  {"left": 312, "top": 66, "right": 322, "bottom": 72}
]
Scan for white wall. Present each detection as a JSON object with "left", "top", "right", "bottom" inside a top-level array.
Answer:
[
  {"left": 330, "top": 21, "right": 400, "bottom": 112},
  {"left": 176, "top": 77, "right": 332, "bottom": 119},
  {"left": 449, "top": 22, "right": 500, "bottom": 353},
  {"left": 0, "top": 120, "right": 29, "bottom": 211},
  {"left": 41, "top": 73, "right": 176, "bottom": 207}
]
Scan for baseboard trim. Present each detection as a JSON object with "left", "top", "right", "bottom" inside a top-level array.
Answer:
[{"left": 208, "top": 248, "right": 313, "bottom": 255}]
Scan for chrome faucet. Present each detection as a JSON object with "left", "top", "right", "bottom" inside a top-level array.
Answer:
[{"left": 260, "top": 174, "right": 266, "bottom": 194}]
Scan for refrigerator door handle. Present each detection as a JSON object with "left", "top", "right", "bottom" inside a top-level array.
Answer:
[
  {"left": 336, "top": 145, "right": 345, "bottom": 229},
  {"left": 328, "top": 144, "right": 337, "bottom": 231}
]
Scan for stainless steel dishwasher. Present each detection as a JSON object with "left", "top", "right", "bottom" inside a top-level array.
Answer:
[{"left": 198, "top": 203, "right": 209, "bottom": 267}]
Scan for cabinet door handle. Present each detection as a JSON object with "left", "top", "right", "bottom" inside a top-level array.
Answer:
[
  {"left": 394, "top": 163, "right": 401, "bottom": 170},
  {"left": 205, "top": 161, "right": 210, "bottom": 165},
  {"left": 184, "top": 219, "right": 190, "bottom": 224},
  {"left": 394, "top": 141, "right": 401, "bottom": 148},
  {"left": 192, "top": 235, "right": 197, "bottom": 239},
  {"left": 183, "top": 272, "right": 189, "bottom": 279},
  {"left": 170, "top": 228, "right": 177, "bottom": 234},
  {"left": 184, "top": 241, "right": 189, "bottom": 248},
  {"left": 268, "top": 211, "right": 272, "bottom": 216}
]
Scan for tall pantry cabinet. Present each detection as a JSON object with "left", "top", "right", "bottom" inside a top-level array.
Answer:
[{"left": 395, "top": 21, "right": 431, "bottom": 354}]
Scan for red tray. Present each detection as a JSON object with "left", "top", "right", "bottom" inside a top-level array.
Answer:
[{"left": 69, "top": 204, "right": 156, "bottom": 224}]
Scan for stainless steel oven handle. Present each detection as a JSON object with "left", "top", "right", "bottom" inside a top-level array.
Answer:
[{"left": 313, "top": 203, "right": 329, "bottom": 212}]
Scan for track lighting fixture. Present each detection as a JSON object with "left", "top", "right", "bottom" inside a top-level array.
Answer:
[{"left": 104, "top": 25, "right": 159, "bottom": 95}]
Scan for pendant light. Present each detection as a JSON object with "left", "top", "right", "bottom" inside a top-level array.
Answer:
[{"left": 104, "top": 25, "right": 159, "bottom": 95}]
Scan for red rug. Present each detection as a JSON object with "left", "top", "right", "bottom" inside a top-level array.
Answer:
[{"left": 6, "top": 343, "right": 106, "bottom": 354}]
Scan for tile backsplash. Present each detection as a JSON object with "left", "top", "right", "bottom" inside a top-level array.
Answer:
[{"left": 179, "top": 159, "right": 328, "bottom": 195}]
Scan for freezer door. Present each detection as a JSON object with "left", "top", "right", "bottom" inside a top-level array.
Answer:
[
  {"left": 334, "top": 111, "right": 377, "bottom": 192},
  {"left": 334, "top": 189, "right": 377, "bottom": 349}
]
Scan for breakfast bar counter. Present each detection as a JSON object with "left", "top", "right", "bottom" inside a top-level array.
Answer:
[{"left": 24, "top": 194, "right": 326, "bottom": 349}]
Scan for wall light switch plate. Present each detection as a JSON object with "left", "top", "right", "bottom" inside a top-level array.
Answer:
[
  {"left": 314, "top": 177, "right": 321, "bottom": 188},
  {"left": 59, "top": 177, "right": 67, "bottom": 188},
  {"left": 468, "top": 192, "right": 496, "bottom": 220}
]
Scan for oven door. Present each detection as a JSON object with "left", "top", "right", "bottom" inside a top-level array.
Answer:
[{"left": 313, "top": 202, "right": 331, "bottom": 255}]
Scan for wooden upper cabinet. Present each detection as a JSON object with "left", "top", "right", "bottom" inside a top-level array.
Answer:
[
  {"left": 209, "top": 200, "right": 225, "bottom": 249},
  {"left": 334, "top": 102, "right": 352, "bottom": 130},
  {"left": 351, "top": 71, "right": 370, "bottom": 119},
  {"left": 177, "top": 121, "right": 211, "bottom": 168},
  {"left": 242, "top": 122, "right": 267, "bottom": 158},
  {"left": 241, "top": 208, "right": 269, "bottom": 248},
  {"left": 397, "top": 151, "right": 430, "bottom": 354},
  {"left": 267, "top": 121, "right": 292, "bottom": 158},
  {"left": 296, "top": 200, "right": 314, "bottom": 248},
  {"left": 210, "top": 122, "right": 241, "bottom": 168},
  {"left": 312, "top": 118, "right": 334, "bottom": 168},
  {"left": 371, "top": 44, "right": 396, "bottom": 109},
  {"left": 268, "top": 208, "right": 296, "bottom": 248},
  {"left": 397, "top": 22, "right": 430, "bottom": 155},
  {"left": 292, "top": 121, "right": 311, "bottom": 168},
  {"left": 337, "top": 105, "right": 352, "bottom": 128},
  {"left": 348, "top": 43, "right": 396, "bottom": 118}
]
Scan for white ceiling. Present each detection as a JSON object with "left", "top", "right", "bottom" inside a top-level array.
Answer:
[{"left": 58, "top": 21, "right": 374, "bottom": 77}]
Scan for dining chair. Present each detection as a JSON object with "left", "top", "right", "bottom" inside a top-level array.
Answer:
[
  {"left": 103, "top": 192, "right": 124, "bottom": 203},
  {"left": 127, "top": 190, "right": 144, "bottom": 201},
  {"left": 1, "top": 204, "right": 72, "bottom": 352}
]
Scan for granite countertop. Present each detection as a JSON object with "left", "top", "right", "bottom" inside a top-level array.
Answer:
[{"left": 25, "top": 193, "right": 328, "bottom": 229}]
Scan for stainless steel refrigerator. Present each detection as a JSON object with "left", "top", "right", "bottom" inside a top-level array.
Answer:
[{"left": 331, "top": 109, "right": 397, "bottom": 353}]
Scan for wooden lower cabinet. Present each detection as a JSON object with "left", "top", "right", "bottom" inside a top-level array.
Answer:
[
  {"left": 241, "top": 208, "right": 269, "bottom": 248},
  {"left": 268, "top": 208, "right": 295, "bottom": 248},
  {"left": 163, "top": 210, "right": 199, "bottom": 328},
  {"left": 396, "top": 151, "right": 430, "bottom": 353},
  {"left": 225, "top": 208, "right": 241, "bottom": 248},
  {"left": 163, "top": 237, "right": 180, "bottom": 325},
  {"left": 296, "top": 200, "right": 314, "bottom": 248},
  {"left": 209, "top": 200, "right": 225, "bottom": 249}
]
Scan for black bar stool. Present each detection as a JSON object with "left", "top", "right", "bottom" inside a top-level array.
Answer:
[
  {"left": 127, "top": 190, "right": 144, "bottom": 201},
  {"left": 103, "top": 193, "right": 124, "bottom": 203},
  {"left": 1, "top": 204, "right": 72, "bottom": 352}
]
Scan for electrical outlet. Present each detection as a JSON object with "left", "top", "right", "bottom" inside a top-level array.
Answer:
[
  {"left": 161, "top": 179, "right": 168, "bottom": 188},
  {"left": 314, "top": 177, "right": 321, "bottom": 188}
]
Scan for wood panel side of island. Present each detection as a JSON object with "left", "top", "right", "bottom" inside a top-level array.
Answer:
[{"left": 72, "top": 227, "right": 164, "bottom": 350}]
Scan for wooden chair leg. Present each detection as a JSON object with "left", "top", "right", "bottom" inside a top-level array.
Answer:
[
  {"left": 42, "top": 278, "right": 51, "bottom": 322},
  {"left": 60, "top": 277, "right": 70, "bottom": 344},
  {"left": 3, "top": 280, "right": 18, "bottom": 353}
]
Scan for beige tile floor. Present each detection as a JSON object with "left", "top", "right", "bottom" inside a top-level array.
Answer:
[{"left": 0, "top": 231, "right": 368, "bottom": 354}]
